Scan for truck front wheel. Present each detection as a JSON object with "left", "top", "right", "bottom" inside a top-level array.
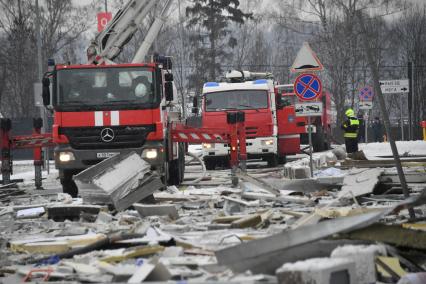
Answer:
[
  {"left": 167, "top": 143, "right": 185, "bottom": 185},
  {"left": 267, "top": 154, "right": 279, "bottom": 167},
  {"left": 60, "top": 169, "right": 78, "bottom": 198},
  {"left": 204, "top": 159, "right": 216, "bottom": 170}
]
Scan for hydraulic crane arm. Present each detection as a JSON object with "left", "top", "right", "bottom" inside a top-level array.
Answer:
[
  {"left": 87, "top": 0, "right": 173, "bottom": 64},
  {"left": 132, "top": 0, "right": 173, "bottom": 63}
]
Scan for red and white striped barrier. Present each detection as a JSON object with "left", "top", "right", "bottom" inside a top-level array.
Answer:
[{"left": 12, "top": 134, "right": 54, "bottom": 149}]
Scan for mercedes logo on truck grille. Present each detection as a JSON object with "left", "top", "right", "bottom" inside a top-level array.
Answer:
[{"left": 100, "top": 128, "right": 115, "bottom": 142}]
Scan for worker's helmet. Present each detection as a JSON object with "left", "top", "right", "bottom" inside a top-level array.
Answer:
[
  {"left": 345, "top": 108, "right": 355, "bottom": 117},
  {"left": 135, "top": 83, "right": 147, "bottom": 97}
]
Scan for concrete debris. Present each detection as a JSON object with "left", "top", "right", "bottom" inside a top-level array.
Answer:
[
  {"left": 1, "top": 142, "right": 426, "bottom": 283},
  {"left": 376, "top": 256, "right": 407, "bottom": 279},
  {"left": 215, "top": 191, "right": 426, "bottom": 274},
  {"left": 276, "top": 257, "right": 358, "bottom": 284},
  {"left": 74, "top": 152, "right": 163, "bottom": 211},
  {"left": 339, "top": 168, "right": 383, "bottom": 198},
  {"left": 341, "top": 223, "right": 426, "bottom": 250},
  {"left": 134, "top": 203, "right": 179, "bottom": 220},
  {"left": 397, "top": 273, "right": 426, "bottom": 284},
  {"left": 330, "top": 244, "right": 387, "bottom": 283}
]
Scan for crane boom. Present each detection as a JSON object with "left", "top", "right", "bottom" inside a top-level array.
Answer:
[
  {"left": 88, "top": 0, "right": 173, "bottom": 64},
  {"left": 132, "top": 0, "right": 173, "bottom": 63}
]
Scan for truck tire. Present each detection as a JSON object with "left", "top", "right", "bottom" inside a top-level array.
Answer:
[
  {"left": 61, "top": 170, "right": 78, "bottom": 198},
  {"left": 179, "top": 143, "right": 185, "bottom": 183},
  {"left": 267, "top": 154, "right": 279, "bottom": 167},
  {"left": 313, "top": 126, "right": 325, "bottom": 152},
  {"left": 167, "top": 159, "right": 181, "bottom": 185},
  {"left": 167, "top": 143, "right": 185, "bottom": 185},
  {"left": 204, "top": 160, "right": 216, "bottom": 170},
  {"left": 278, "top": 155, "right": 287, "bottom": 164}
]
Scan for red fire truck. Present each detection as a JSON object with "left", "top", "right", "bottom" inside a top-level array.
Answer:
[
  {"left": 198, "top": 74, "right": 332, "bottom": 170},
  {"left": 278, "top": 84, "right": 332, "bottom": 152},
  {"left": 41, "top": 0, "right": 185, "bottom": 196},
  {"left": 198, "top": 71, "right": 307, "bottom": 169}
]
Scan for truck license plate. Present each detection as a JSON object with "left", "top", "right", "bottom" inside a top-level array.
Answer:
[{"left": 96, "top": 152, "right": 119, "bottom": 158}]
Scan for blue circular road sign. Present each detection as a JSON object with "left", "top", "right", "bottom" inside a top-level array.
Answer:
[
  {"left": 359, "top": 86, "right": 374, "bottom": 101},
  {"left": 294, "top": 73, "right": 322, "bottom": 101}
]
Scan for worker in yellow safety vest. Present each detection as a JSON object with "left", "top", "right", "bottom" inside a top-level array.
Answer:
[{"left": 341, "top": 108, "right": 360, "bottom": 154}]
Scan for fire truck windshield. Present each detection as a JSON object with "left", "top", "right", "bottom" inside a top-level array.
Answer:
[
  {"left": 205, "top": 90, "right": 268, "bottom": 111},
  {"left": 55, "top": 67, "right": 157, "bottom": 110}
]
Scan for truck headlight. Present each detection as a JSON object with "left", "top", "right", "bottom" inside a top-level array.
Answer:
[
  {"left": 261, "top": 139, "right": 274, "bottom": 146},
  {"left": 142, "top": 148, "right": 158, "bottom": 159},
  {"left": 59, "top": 151, "right": 75, "bottom": 162},
  {"left": 203, "top": 143, "right": 215, "bottom": 149}
]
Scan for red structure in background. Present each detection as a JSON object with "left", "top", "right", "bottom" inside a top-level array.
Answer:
[
  {"left": 0, "top": 118, "right": 54, "bottom": 188},
  {"left": 97, "top": 12, "right": 112, "bottom": 32}
]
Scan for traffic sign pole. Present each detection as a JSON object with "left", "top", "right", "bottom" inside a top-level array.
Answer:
[
  {"left": 365, "top": 112, "right": 368, "bottom": 143},
  {"left": 400, "top": 94, "right": 404, "bottom": 141},
  {"left": 308, "top": 116, "right": 313, "bottom": 178},
  {"left": 408, "top": 62, "right": 413, "bottom": 140}
]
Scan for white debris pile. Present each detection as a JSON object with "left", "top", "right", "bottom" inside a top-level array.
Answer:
[
  {"left": 0, "top": 141, "right": 426, "bottom": 283},
  {"left": 360, "top": 140, "right": 426, "bottom": 159}
]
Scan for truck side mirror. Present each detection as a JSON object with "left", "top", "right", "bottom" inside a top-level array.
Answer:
[
  {"left": 192, "top": 96, "right": 199, "bottom": 114},
  {"left": 164, "top": 81, "right": 173, "bottom": 101},
  {"left": 42, "top": 77, "right": 51, "bottom": 106}
]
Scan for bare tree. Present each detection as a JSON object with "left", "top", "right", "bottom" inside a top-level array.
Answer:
[
  {"left": 0, "top": 0, "right": 92, "bottom": 118},
  {"left": 395, "top": 4, "right": 426, "bottom": 138}
]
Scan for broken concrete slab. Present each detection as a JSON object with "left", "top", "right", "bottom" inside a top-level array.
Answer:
[
  {"left": 96, "top": 211, "right": 114, "bottom": 223},
  {"left": 314, "top": 206, "right": 383, "bottom": 218},
  {"left": 376, "top": 256, "right": 407, "bottom": 280},
  {"left": 236, "top": 172, "right": 280, "bottom": 196},
  {"left": 74, "top": 152, "right": 163, "bottom": 211},
  {"left": 134, "top": 203, "right": 179, "bottom": 219},
  {"left": 127, "top": 262, "right": 156, "bottom": 283},
  {"left": 339, "top": 168, "right": 383, "bottom": 198},
  {"left": 9, "top": 233, "right": 106, "bottom": 254},
  {"left": 230, "top": 214, "right": 262, "bottom": 229},
  {"left": 240, "top": 181, "right": 316, "bottom": 206},
  {"left": 331, "top": 244, "right": 386, "bottom": 284},
  {"left": 216, "top": 209, "right": 389, "bottom": 274},
  {"left": 276, "top": 257, "right": 357, "bottom": 284},
  {"left": 379, "top": 172, "right": 426, "bottom": 183},
  {"left": 62, "top": 260, "right": 102, "bottom": 275},
  {"left": 340, "top": 223, "right": 426, "bottom": 250},
  {"left": 16, "top": 207, "right": 45, "bottom": 219},
  {"left": 265, "top": 178, "right": 325, "bottom": 193},
  {"left": 47, "top": 204, "right": 105, "bottom": 221},
  {"left": 215, "top": 192, "right": 426, "bottom": 275}
]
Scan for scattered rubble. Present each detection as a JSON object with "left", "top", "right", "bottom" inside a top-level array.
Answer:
[{"left": 0, "top": 141, "right": 425, "bottom": 283}]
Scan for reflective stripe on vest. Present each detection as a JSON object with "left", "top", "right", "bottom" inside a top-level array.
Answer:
[
  {"left": 344, "top": 132, "right": 358, "bottom": 138},
  {"left": 350, "top": 118, "right": 360, "bottom": 126},
  {"left": 344, "top": 117, "right": 359, "bottom": 138}
]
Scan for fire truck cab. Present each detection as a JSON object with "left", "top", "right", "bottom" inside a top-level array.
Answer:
[
  {"left": 42, "top": 61, "right": 185, "bottom": 197},
  {"left": 41, "top": 0, "right": 185, "bottom": 196},
  {"left": 200, "top": 71, "right": 282, "bottom": 169}
]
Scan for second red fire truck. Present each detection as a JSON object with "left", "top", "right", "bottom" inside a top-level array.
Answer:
[{"left": 198, "top": 71, "right": 331, "bottom": 170}]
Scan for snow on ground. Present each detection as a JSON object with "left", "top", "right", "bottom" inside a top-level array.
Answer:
[
  {"left": 5, "top": 160, "right": 58, "bottom": 187},
  {"left": 359, "top": 140, "right": 426, "bottom": 159}
]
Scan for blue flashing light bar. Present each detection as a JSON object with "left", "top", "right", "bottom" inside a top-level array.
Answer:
[
  {"left": 253, "top": 79, "right": 267, "bottom": 84},
  {"left": 204, "top": 82, "right": 219, "bottom": 87}
]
